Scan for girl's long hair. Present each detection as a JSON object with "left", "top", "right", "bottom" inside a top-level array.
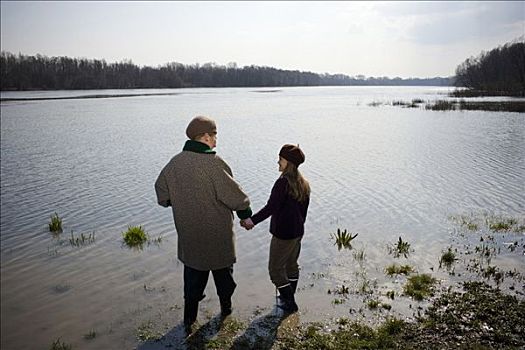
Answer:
[{"left": 282, "top": 162, "right": 310, "bottom": 202}]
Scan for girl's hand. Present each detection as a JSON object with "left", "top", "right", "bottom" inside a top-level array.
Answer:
[{"left": 240, "top": 218, "right": 254, "bottom": 230}]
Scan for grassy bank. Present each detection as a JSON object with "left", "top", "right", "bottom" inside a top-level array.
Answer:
[
  {"left": 273, "top": 281, "right": 525, "bottom": 349},
  {"left": 134, "top": 280, "right": 524, "bottom": 350}
]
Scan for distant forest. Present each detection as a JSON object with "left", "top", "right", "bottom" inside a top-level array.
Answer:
[
  {"left": 0, "top": 51, "right": 452, "bottom": 91},
  {"left": 455, "top": 40, "right": 524, "bottom": 97}
]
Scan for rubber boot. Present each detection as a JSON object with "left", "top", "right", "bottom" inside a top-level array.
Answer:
[
  {"left": 277, "top": 285, "right": 298, "bottom": 313},
  {"left": 290, "top": 279, "right": 298, "bottom": 295},
  {"left": 183, "top": 300, "right": 199, "bottom": 333},
  {"left": 279, "top": 278, "right": 298, "bottom": 303},
  {"left": 219, "top": 297, "right": 232, "bottom": 317}
]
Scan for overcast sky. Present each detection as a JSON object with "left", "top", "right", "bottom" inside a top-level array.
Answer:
[{"left": 1, "top": 1, "right": 523, "bottom": 78}]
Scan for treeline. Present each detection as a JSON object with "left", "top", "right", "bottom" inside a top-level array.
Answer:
[
  {"left": 455, "top": 39, "right": 525, "bottom": 97},
  {"left": 0, "top": 51, "right": 451, "bottom": 91}
]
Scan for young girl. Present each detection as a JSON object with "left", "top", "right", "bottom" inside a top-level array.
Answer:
[{"left": 242, "top": 144, "right": 310, "bottom": 313}]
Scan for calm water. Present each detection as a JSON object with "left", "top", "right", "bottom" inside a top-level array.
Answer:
[{"left": 1, "top": 86, "right": 524, "bottom": 349}]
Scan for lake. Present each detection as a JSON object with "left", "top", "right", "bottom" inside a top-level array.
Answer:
[{"left": 1, "top": 86, "right": 524, "bottom": 349}]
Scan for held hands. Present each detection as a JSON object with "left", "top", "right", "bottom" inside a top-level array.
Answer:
[{"left": 240, "top": 218, "right": 255, "bottom": 230}]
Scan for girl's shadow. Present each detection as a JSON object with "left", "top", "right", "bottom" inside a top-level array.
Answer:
[{"left": 230, "top": 307, "right": 293, "bottom": 350}]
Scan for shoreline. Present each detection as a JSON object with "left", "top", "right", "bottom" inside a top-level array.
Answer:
[
  {"left": 0, "top": 92, "right": 180, "bottom": 102},
  {"left": 133, "top": 214, "right": 525, "bottom": 349}
]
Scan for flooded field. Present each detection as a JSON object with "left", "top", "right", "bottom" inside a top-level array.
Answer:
[{"left": 1, "top": 86, "right": 524, "bottom": 349}]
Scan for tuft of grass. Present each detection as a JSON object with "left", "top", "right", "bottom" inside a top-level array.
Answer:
[
  {"left": 334, "top": 284, "right": 349, "bottom": 296},
  {"left": 332, "top": 298, "right": 346, "bottom": 305},
  {"left": 50, "top": 338, "right": 72, "bottom": 350},
  {"left": 385, "top": 264, "right": 414, "bottom": 276},
  {"left": 439, "top": 247, "right": 457, "bottom": 270},
  {"left": 123, "top": 225, "right": 148, "bottom": 247},
  {"left": 331, "top": 228, "right": 358, "bottom": 250},
  {"left": 386, "top": 290, "right": 395, "bottom": 300},
  {"left": 83, "top": 329, "right": 96, "bottom": 340},
  {"left": 367, "top": 299, "right": 380, "bottom": 309},
  {"left": 388, "top": 236, "right": 412, "bottom": 258},
  {"left": 48, "top": 212, "right": 63, "bottom": 232},
  {"left": 403, "top": 274, "right": 437, "bottom": 301}
]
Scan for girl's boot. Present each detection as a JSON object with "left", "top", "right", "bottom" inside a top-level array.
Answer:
[{"left": 277, "top": 285, "right": 298, "bottom": 313}]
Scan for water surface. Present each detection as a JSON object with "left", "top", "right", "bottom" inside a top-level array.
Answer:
[{"left": 1, "top": 86, "right": 524, "bottom": 349}]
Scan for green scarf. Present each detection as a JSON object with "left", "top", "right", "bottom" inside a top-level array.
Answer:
[{"left": 183, "top": 140, "right": 216, "bottom": 154}]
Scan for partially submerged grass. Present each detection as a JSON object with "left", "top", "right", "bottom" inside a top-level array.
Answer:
[
  {"left": 403, "top": 274, "right": 437, "bottom": 301},
  {"left": 330, "top": 228, "right": 358, "bottom": 250},
  {"left": 392, "top": 99, "right": 421, "bottom": 108},
  {"left": 329, "top": 284, "right": 349, "bottom": 296},
  {"left": 450, "top": 213, "right": 525, "bottom": 233},
  {"left": 424, "top": 99, "right": 525, "bottom": 112},
  {"left": 388, "top": 236, "right": 412, "bottom": 258},
  {"left": 481, "top": 265, "right": 504, "bottom": 286},
  {"left": 458, "top": 100, "right": 525, "bottom": 113},
  {"left": 83, "top": 329, "right": 96, "bottom": 340},
  {"left": 69, "top": 231, "right": 95, "bottom": 247},
  {"left": 50, "top": 338, "right": 72, "bottom": 350},
  {"left": 385, "top": 264, "right": 414, "bottom": 276},
  {"left": 439, "top": 247, "right": 457, "bottom": 270},
  {"left": 123, "top": 225, "right": 148, "bottom": 247},
  {"left": 352, "top": 248, "right": 366, "bottom": 263},
  {"left": 367, "top": 299, "right": 380, "bottom": 309},
  {"left": 136, "top": 320, "right": 163, "bottom": 341},
  {"left": 48, "top": 212, "right": 63, "bottom": 232},
  {"left": 366, "top": 299, "right": 391, "bottom": 310},
  {"left": 487, "top": 217, "right": 517, "bottom": 232},
  {"left": 426, "top": 100, "right": 456, "bottom": 111}
]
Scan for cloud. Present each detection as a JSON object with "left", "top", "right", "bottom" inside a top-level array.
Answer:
[{"left": 375, "top": 2, "right": 524, "bottom": 46}]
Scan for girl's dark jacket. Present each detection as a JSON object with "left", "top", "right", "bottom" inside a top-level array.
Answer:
[{"left": 250, "top": 176, "right": 309, "bottom": 239}]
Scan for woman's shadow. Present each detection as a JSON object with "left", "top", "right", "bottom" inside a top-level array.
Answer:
[{"left": 137, "top": 314, "right": 225, "bottom": 350}]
